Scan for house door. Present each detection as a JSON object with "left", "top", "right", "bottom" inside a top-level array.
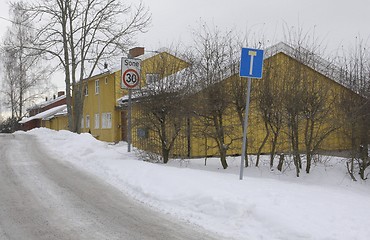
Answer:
[{"left": 121, "top": 111, "right": 128, "bottom": 141}]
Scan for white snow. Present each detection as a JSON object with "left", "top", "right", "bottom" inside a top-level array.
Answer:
[
  {"left": 19, "top": 105, "right": 67, "bottom": 123},
  {"left": 18, "top": 128, "right": 370, "bottom": 240}
]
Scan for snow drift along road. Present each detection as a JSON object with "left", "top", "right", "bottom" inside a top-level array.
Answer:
[{"left": 20, "top": 129, "right": 370, "bottom": 240}]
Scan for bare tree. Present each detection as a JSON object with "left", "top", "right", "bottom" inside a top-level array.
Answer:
[
  {"left": 229, "top": 30, "right": 268, "bottom": 168},
  {"left": 25, "top": 0, "right": 151, "bottom": 132},
  {"left": 254, "top": 56, "right": 286, "bottom": 168},
  {"left": 1, "top": 48, "right": 19, "bottom": 119},
  {"left": 237, "top": 35, "right": 284, "bottom": 169},
  {"left": 337, "top": 37, "right": 370, "bottom": 180},
  {"left": 281, "top": 25, "right": 340, "bottom": 177},
  {"left": 190, "top": 24, "right": 243, "bottom": 169},
  {"left": 1, "top": 1, "right": 49, "bottom": 121},
  {"left": 134, "top": 49, "right": 190, "bottom": 163},
  {"left": 265, "top": 58, "right": 285, "bottom": 169},
  {"left": 254, "top": 81, "right": 271, "bottom": 167},
  {"left": 301, "top": 78, "right": 339, "bottom": 173},
  {"left": 228, "top": 35, "right": 256, "bottom": 168},
  {"left": 283, "top": 65, "right": 305, "bottom": 177}
]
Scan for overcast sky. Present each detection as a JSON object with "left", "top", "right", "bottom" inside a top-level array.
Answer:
[
  {"left": 0, "top": 0, "right": 369, "bottom": 89},
  {"left": 138, "top": 0, "right": 370, "bottom": 52}
]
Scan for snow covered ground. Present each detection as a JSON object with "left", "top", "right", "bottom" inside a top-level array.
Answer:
[{"left": 19, "top": 128, "right": 370, "bottom": 240}]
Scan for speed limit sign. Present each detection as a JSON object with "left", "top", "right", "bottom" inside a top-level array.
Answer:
[
  {"left": 121, "top": 58, "right": 141, "bottom": 89},
  {"left": 123, "top": 69, "right": 140, "bottom": 88}
]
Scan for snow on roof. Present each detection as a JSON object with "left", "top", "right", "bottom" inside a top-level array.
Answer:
[
  {"left": 117, "top": 42, "right": 357, "bottom": 106},
  {"left": 264, "top": 42, "right": 364, "bottom": 96},
  {"left": 265, "top": 42, "right": 342, "bottom": 84},
  {"left": 117, "top": 67, "right": 191, "bottom": 104},
  {"left": 189, "top": 42, "right": 348, "bottom": 95},
  {"left": 28, "top": 94, "right": 66, "bottom": 110},
  {"left": 19, "top": 104, "right": 67, "bottom": 124}
]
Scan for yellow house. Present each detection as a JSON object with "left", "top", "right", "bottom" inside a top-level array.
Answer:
[
  {"left": 19, "top": 92, "right": 68, "bottom": 131},
  {"left": 41, "top": 48, "right": 188, "bottom": 143},
  {"left": 129, "top": 42, "right": 365, "bottom": 160},
  {"left": 44, "top": 43, "right": 364, "bottom": 162},
  {"left": 78, "top": 48, "right": 188, "bottom": 142}
]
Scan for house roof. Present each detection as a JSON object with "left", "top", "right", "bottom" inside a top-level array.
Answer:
[
  {"left": 264, "top": 42, "right": 343, "bottom": 86},
  {"left": 27, "top": 94, "right": 66, "bottom": 110},
  {"left": 117, "top": 67, "right": 191, "bottom": 104},
  {"left": 19, "top": 104, "right": 67, "bottom": 124},
  {"left": 117, "top": 42, "right": 359, "bottom": 106},
  {"left": 191, "top": 42, "right": 349, "bottom": 95},
  {"left": 264, "top": 42, "right": 367, "bottom": 98}
]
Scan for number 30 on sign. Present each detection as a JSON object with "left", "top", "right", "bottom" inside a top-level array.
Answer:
[{"left": 121, "top": 58, "right": 141, "bottom": 89}]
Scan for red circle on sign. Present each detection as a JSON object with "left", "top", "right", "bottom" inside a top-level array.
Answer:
[{"left": 122, "top": 69, "right": 140, "bottom": 88}]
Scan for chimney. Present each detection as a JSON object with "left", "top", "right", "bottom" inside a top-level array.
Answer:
[
  {"left": 57, "top": 91, "right": 65, "bottom": 97},
  {"left": 128, "top": 47, "right": 145, "bottom": 58}
]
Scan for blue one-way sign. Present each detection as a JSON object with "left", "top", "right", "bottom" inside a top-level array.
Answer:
[{"left": 239, "top": 48, "right": 264, "bottom": 79}]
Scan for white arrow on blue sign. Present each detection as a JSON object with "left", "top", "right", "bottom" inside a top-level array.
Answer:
[{"left": 239, "top": 48, "right": 264, "bottom": 79}]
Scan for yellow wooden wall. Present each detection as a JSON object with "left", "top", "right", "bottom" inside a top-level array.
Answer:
[
  {"left": 79, "top": 51, "right": 188, "bottom": 143},
  {"left": 131, "top": 52, "right": 362, "bottom": 158},
  {"left": 79, "top": 72, "right": 121, "bottom": 142},
  {"left": 186, "top": 52, "right": 358, "bottom": 157},
  {"left": 43, "top": 50, "right": 360, "bottom": 158},
  {"left": 130, "top": 51, "right": 190, "bottom": 154},
  {"left": 45, "top": 115, "right": 68, "bottom": 131},
  {"left": 140, "top": 52, "right": 189, "bottom": 85}
]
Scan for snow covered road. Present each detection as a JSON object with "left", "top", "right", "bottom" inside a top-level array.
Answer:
[{"left": 0, "top": 134, "right": 221, "bottom": 240}]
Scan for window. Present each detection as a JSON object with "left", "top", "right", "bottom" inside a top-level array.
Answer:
[
  {"left": 81, "top": 116, "right": 84, "bottom": 129},
  {"left": 95, "top": 80, "right": 100, "bottom": 94},
  {"left": 101, "top": 113, "right": 112, "bottom": 129},
  {"left": 94, "top": 113, "right": 100, "bottom": 129},
  {"left": 107, "top": 113, "right": 112, "bottom": 129},
  {"left": 105, "top": 77, "right": 108, "bottom": 84},
  {"left": 86, "top": 115, "right": 90, "bottom": 129},
  {"left": 137, "top": 128, "right": 148, "bottom": 139},
  {"left": 84, "top": 85, "right": 88, "bottom": 96},
  {"left": 146, "top": 73, "right": 160, "bottom": 85},
  {"left": 102, "top": 113, "right": 106, "bottom": 129}
]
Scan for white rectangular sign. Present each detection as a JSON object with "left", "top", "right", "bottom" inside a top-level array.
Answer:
[{"left": 121, "top": 58, "right": 141, "bottom": 89}]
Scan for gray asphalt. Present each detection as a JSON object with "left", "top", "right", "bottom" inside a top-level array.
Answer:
[{"left": 0, "top": 133, "right": 223, "bottom": 240}]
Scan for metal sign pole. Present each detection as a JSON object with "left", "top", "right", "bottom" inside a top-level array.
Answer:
[
  {"left": 239, "top": 47, "right": 264, "bottom": 180},
  {"left": 239, "top": 77, "right": 252, "bottom": 180},
  {"left": 127, "top": 89, "right": 132, "bottom": 152},
  {"left": 122, "top": 57, "right": 140, "bottom": 153}
]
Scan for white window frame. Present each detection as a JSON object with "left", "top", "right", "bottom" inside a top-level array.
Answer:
[
  {"left": 101, "top": 112, "right": 112, "bottom": 129},
  {"left": 86, "top": 115, "right": 90, "bottom": 129},
  {"left": 94, "top": 113, "right": 100, "bottom": 129},
  {"left": 101, "top": 113, "right": 106, "bottom": 129},
  {"left": 106, "top": 113, "right": 112, "bottom": 128},
  {"left": 95, "top": 79, "right": 100, "bottom": 94}
]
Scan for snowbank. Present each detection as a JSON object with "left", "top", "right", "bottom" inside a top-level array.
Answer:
[{"left": 21, "top": 128, "right": 370, "bottom": 240}]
